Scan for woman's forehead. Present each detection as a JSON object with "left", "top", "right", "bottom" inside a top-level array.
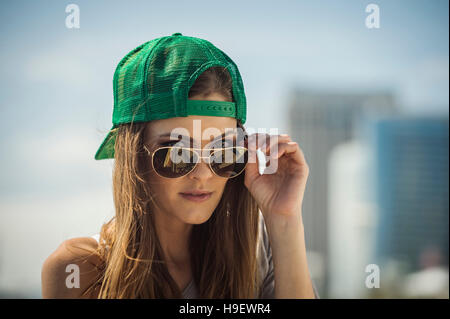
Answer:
[{"left": 145, "top": 116, "right": 237, "bottom": 139}]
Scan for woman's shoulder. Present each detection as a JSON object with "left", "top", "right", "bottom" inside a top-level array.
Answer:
[{"left": 41, "top": 236, "right": 102, "bottom": 298}]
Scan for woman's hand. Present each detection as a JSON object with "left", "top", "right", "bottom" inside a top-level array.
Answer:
[
  {"left": 243, "top": 133, "right": 309, "bottom": 225},
  {"left": 243, "top": 133, "right": 316, "bottom": 298}
]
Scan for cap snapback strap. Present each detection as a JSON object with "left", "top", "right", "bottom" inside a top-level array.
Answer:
[{"left": 186, "top": 100, "right": 236, "bottom": 118}]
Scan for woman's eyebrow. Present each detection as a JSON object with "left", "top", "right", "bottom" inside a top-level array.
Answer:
[{"left": 158, "top": 131, "right": 235, "bottom": 142}]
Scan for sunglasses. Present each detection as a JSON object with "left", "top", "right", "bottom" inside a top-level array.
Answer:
[{"left": 143, "top": 144, "right": 249, "bottom": 179}]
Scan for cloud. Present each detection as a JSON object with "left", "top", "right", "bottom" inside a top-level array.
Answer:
[
  {"left": 24, "top": 41, "right": 100, "bottom": 87},
  {"left": 0, "top": 124, "right": 113, "bottom": 198},
  {"left": 401, "top": 56, "right": 449, "bottom": 111},
  {"left": 18, "top": 126, "right": 99, "bottom": 165}
]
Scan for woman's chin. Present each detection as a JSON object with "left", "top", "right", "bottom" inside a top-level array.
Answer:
[{"left": 180, "top": 211, "right": 214, "bottom": 224}]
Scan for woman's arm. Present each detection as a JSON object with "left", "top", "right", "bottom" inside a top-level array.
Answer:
[
  {"left": 244, "top": 133, "right": 315, "bottom": 298},
  {"left": 41, "top": 237, "right": 101, "bottom": 298},
  {"left": 265, "top": 215, "right": 315, "bottom": 299}
]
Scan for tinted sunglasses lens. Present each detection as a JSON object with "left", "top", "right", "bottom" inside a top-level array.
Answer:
[
  {"left": 210, "top": 147, "right": 248, "bottom": 178},
  {"left": 153, "top": 147, "right": 198, "bottom": 178}
]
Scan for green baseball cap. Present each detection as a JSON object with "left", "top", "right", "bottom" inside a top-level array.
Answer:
[{"left": 95, "top": 32, "right": 247, "bottom": 160}]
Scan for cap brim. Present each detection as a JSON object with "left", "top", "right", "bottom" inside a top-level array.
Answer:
[{"left": 94, "top": 126, "right": 118, "bottom": 160}]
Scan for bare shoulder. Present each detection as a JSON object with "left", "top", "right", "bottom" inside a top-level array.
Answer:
[{"left": 41, "top": 236, "right": 103, "bottom": 299}]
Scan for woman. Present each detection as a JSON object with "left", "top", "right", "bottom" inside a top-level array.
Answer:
[{"left": 41, "top": 33, "right": 317, "bottom": 299}]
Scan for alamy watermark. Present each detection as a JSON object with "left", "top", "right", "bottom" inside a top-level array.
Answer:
[
  {"left": 65, "top": 264, "right": 80, "bottom": 288},
  {"left": 365, "top": 264, "right": 380, "bottom": 288},
  {"left": 161, "top": 120, "right": 281, "bottom": 175},
  {"left": 65, "top": 4, "right": 80, "bottom": 29},
  {"left": 365, "top": 4, "right": 380, "bottom": 29}
]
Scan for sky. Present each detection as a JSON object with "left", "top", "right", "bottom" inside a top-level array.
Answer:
[{"left": 0, "top": 0, "right": 448, "bottom": 296}]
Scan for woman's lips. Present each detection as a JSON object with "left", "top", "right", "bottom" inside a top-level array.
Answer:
[{"left": 179, "top": 192, "right": 212, "bottom": 202}]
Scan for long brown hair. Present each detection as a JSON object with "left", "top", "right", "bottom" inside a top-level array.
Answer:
[{"left": 83, "top": 66, "right": 262, "bottom": 298}]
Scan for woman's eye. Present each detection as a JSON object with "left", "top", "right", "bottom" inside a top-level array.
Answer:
[
  {"left": 211, "top": 140, "right": 234, "bottom": 148},
  {"left": 160, "top": 140, "right": 182, "bottom": 146},
  {"left": 222, "top": 141, "right": 235, "bottom": 148}
]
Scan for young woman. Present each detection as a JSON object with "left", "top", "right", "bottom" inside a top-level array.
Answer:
[{"left": 41, "top": 33, "right": 317, "bottom": 299}]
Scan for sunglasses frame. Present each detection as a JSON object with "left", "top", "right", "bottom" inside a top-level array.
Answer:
[{"left": 143, "top": 145, "right": 249, "bottom": 179}]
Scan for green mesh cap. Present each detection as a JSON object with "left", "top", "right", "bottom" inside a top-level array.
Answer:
[{"left": 94, "top": 32, "right": 247, "bottom": 160}]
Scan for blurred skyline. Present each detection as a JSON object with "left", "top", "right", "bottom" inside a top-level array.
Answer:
[
  {"left": 0, "top": 0, "right": 448, "bottom": 199},
  {"left": 0, "top": 0, "right": 448, "bottom": 297}
]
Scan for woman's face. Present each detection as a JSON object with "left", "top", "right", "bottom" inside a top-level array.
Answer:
[{"left": 143, "top": 95, "right": 238, "bottom": 225}]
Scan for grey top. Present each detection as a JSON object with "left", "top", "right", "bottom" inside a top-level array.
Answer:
[
  {"left": 180, "top": 212, "right": 275, "bottom": 298},
  {"left": 91, "top": 212, "right": 319, "bottom": 299}
]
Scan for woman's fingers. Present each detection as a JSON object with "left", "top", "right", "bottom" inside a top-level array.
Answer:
[
  {"left": 247, "top": 133, "right": 291, "bottom": 152},
  {"left": 268, "top": 141, "right": 298, "bottom": 158},
  {"left": 246, "top": 134, "right": 289, "bottom": 171},
  {"left": 245, "top": 133, "right": 310, "bottom": 176},
  {"left": 265, "top": 140, "right": 309, "bottom": 172}
]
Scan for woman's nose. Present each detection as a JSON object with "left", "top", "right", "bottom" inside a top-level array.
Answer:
[{"left": 188, "top": 157, "right": 214, "bottom": 179}]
